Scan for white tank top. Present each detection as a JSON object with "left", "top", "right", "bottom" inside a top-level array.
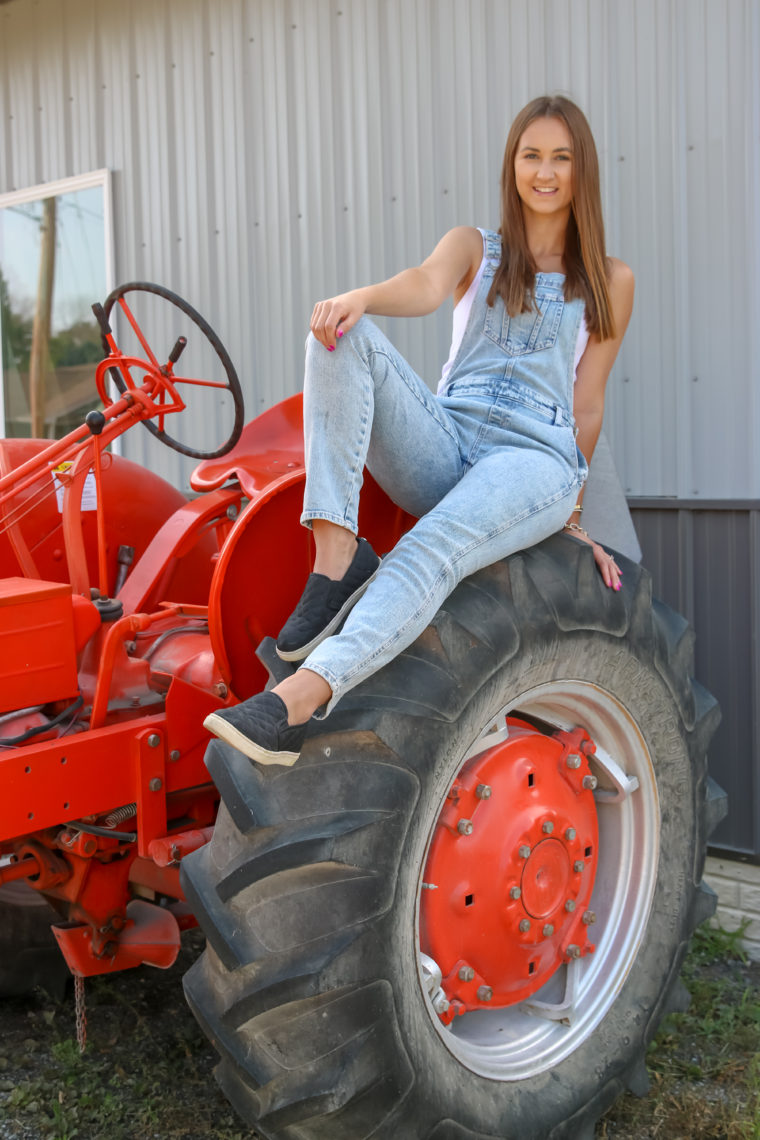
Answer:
[{"left": 438, "top": 252, "right": 590, "bottom": 394}]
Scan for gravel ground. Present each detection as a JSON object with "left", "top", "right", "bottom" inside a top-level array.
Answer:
[{"left": 0, "top": 929, "right": 757, "bottom": 1140}]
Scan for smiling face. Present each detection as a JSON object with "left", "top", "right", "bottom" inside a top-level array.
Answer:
[{"left": 514, "top": 116, "right": 574, "bottom": 218}]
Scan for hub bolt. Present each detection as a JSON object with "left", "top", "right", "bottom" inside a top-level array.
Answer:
[
  {"left": 477, "top": 986, "right": 493, "bottom": 1002},
  {"left": 574, "top": 860, "right": 585, "bottom": 873},
  {"left": 565, "top": 899, "right": 576, "bottom": 912},
  {"left": 565, "top": 827, "right": 577, "bottom": 841},
  {"left": 476, "top": 784, "right": 492, "bottom": 800},
  {"left": 566, "top": 754, "right": 582, "bottom": 769},
  {"left": 542, "top": 924, "right": 554, "bottom": 937},
  {"left": 432, "top": 993, "right": 450, "bottom": 1015},
  {"left": 509, "top": 886, "right": 522, "bottom": 900},
  {"left": 519, "top": 919, "right": 531, "bottom": 933},
  {"left": 567, "top": 944, "right": 581, "bottom": 959},
  {"left": 518, "top": 845, "right": 531, "bottom": 859},
  {"left": 582, "top": 910, "right": 597, "bottom": 925},
  {"left": 458, "top": 966, "right": 475, "bottom": 982},
  {"left": 457, "top": 819, "right": 474, "bottom": 836},
  {"left": 542, "top": 821, "right": 554, "bottom": 834},
  {"left": 582, "top": 775, "right": 598, "bottom": 791}
]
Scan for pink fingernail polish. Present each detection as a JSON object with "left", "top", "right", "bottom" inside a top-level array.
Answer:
[
  {"left": 328, "top": 345, "right": 335, "bottom": 352},
  {"left": 337, "top": 329, "right": 344, "bottom": 338},
  {"left": 615, "top": 583, "right": 621, "bottom": 591}
]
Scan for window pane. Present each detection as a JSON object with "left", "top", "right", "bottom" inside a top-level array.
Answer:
[{"left": 0, "top": 183, "right": 107, "bottom": 438}]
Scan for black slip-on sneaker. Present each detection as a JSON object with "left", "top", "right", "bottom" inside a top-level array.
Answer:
[
  {"left": 203, "top": 691, "right": 308, "bottom": 767},
  {"left": 276, "top": 536, "right": 380, "bottom": 661}
]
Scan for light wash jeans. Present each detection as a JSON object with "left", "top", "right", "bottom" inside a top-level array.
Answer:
[{"left": 299, "top": 315, "right": 585, "bottom": 714}]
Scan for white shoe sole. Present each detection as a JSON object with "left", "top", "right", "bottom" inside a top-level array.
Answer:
[
  {"left": 275, "top": 566, "right": 380, "bottom": 662},
  {"left": 203, "top": 712, "right": 301, "bottom": 767}
]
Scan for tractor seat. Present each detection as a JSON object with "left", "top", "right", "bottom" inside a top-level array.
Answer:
[{"left": 190, "top": 393, "right": 305, "bottom": 499}]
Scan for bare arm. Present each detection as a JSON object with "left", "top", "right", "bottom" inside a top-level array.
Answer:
[
  {"left": 567, "top": 258, "right": 635, "bottom": 588},
  {"left": 310, "top": 226, "right": 483, "bottom": 349}
]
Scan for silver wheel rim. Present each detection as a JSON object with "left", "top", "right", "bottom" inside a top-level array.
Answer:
[{"left": 416, "top": 679, "right": 660, "bottom": 1081}]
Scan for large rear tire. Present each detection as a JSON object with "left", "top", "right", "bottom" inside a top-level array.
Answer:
[
  {"left": 182, "top": 535, "right": 724, "bottom": 1139},
  {"left": 0, "top": 884, "right": 69, "bottom": 998}
]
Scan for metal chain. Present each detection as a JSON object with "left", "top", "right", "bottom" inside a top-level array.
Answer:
[{"left": 74, "top": 975, "right": 87, "bottom": 1054}]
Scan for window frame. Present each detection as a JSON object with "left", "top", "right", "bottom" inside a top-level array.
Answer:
[{"left": 0, "top": 168, "right": 115, "bottom": 438}]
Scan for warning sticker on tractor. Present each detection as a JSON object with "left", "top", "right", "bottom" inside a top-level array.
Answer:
[{"left": 52, "top": 462, "right": 98, "bottom": 512}]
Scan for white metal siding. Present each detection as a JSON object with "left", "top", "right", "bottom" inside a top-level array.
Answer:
[{"left": 1, "top": 0, "right": 758, "bottom": 497}]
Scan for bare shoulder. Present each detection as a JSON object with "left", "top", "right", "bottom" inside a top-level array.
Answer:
[
  {"left": 426, "top": 227, "right": 485, "bottom": 298},
  {"left": 606, "top": 257, "right": 635, "bottom": 325},
  {"left": 441, "top": 225, "right": 484, "bottom": 256},
  {"left": 607, "top": 257, "right": 635, "bottom": 294}
]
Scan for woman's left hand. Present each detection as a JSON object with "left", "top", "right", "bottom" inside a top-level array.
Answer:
[{"left": 565, "top": 528, "right": 623, "bottom": 591}]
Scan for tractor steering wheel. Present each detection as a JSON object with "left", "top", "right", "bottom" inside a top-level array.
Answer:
[{"left": 102, "top": 282, "right": 245, "bottom": 460}]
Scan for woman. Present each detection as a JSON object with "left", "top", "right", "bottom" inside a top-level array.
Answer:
[{"left": 205, "top": 94, "right": 635, "bottom": 766}]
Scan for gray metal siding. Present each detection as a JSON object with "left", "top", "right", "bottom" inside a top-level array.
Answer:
[
  {"left": 1, "top": 0, "right": 759, "bottom": 854},
  {"left": 630, "top": 501, "right": 760, "bottom": 857},
  {"left": 1, "top": 0, "right": 758, "bottom": 496}
]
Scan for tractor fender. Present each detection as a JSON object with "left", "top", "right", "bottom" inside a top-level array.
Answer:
[{"left": 200, "top": 394, "right": 414, "bottom": 700}]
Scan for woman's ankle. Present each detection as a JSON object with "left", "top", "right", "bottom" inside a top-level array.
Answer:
[
  {"left": 312, "top": 520, "right": 358, "bottom": 580},
  {"left": 273, "top": 670, "right": 333, "bottom": 725}
]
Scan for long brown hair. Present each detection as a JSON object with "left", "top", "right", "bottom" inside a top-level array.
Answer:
[{"left": 487, "top": 95, "right": 615, "bottom": 340}]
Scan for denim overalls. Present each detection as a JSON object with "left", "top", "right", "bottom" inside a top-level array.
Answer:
[{"left": 300, "top": 228, "right": 587, "bottom": 713}]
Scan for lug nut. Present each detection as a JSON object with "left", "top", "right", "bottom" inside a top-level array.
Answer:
[
  {"left": 509, "top": 886, "right": 522, "bottom": 900},
  {"left": 476, "top": 783, "right": 492, "bottom": 799},
  {"left": 566, "top": 754, "right": 582, "bottom": 769},
  {"left": 457, "top": 819, "right": 474, "bottom": 836},
  {"left": 582, "top": 910, "right": 597, "bottom": 925},
  {"left": 565, "top": 899, "right": 576, "bottom": 912},
  {"left": 542, "top": 924, "right": 554, "bottom": 937},
  {"left": 574, "top": 860, "right": 585, "bottom": 873},
  {"left": 458, "top": 966, "right": 475, "bottom": 982},
  {"left": 567, "top": 944, "right": 582, "bottom": 959},
  {"left": 477, "top": 986, "right": 493, "bottom": 1002},
  {"left": 518, "top": 845, "right": 531, "bottom": 859},
  {"left": 542, "top": 820, "right": 554, "bottom": 834},
  {"left": 432, "top": 993, "right": 450, "bottom": 1015},
  {"left": 582, "top": 774, "right": 598, "bottom": 791},
  {"left": 519, "top": 919, "right": 531, "bottom": 933},
  {"left": 565, "top": 827, "right": 577, "bottom": 841}
]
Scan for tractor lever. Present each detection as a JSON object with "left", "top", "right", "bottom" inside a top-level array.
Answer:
[
  {"left": 92, "top": 302, "right": 113, "bottom": 354},
  {"left": 168, "top": 335, "right": 187, "bottom": 365}
]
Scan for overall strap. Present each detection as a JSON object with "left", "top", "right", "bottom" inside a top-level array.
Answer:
[{"left": 480, "top": 228, "right": 503, "bottom": 265}]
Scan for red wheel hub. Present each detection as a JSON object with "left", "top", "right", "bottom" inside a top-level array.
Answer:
[{"left": 419, "top": 722, "right": 599, "bottom": 1022}]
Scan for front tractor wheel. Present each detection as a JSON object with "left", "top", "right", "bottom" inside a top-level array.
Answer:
[{"left": 182, "top": 535, "right": 724, "bottom": 1140}]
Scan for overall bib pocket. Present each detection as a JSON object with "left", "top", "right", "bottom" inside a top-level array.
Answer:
[{"left": 483, "top": 285, "right": 564, "bottom": 357}]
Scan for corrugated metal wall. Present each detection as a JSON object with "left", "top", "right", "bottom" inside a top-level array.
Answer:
[
  {"left": 1, "top": 0, "right": 757, "bottom": 496},
  {"left": 1, "top": 0, "right": 759, "bottom": 853},
  {"left": 631, "top": 501, "right": 760, "bottom": 856}
]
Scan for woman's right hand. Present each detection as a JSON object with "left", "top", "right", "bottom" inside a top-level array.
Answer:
[{"left": 310, "top": 290, "right": 368, "bottom": 351}]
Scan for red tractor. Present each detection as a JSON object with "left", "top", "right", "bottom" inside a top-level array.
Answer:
[{"left": 0, "top": 284, "right": 724, "bottom": 1139}]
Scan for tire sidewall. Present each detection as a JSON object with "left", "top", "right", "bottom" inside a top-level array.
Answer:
[{"left": 373, "top": 630, "right": 697, "bottom": 1139}]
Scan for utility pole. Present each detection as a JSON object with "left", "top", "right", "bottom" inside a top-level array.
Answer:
[{"left": 28, "top": 196, "right": 56, "bottom": 438}]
